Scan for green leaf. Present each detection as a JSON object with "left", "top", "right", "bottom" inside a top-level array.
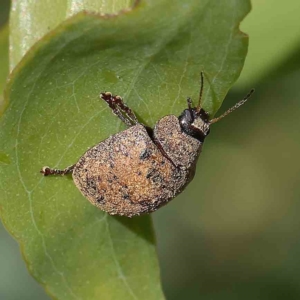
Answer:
[
  {"left": 0, "top": 0, "right": 250, "bottom": 299},
  {"left": 9, "top": 0, "right": 135, "bottom": 70}
]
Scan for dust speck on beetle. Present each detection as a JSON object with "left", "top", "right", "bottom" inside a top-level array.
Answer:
[{"left": 139, "top": 149, "right": 152, "bottom": 160}]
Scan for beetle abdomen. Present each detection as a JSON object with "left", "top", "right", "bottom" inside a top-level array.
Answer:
[{"left": 73, "top": 125, "right": 188, "bottom": 217}]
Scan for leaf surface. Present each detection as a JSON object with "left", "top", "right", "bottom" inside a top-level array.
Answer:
[
  {"left": 0, "top": 1, "right": 250, "bottom": 299},
  {"left": 9, "top": 0, "right": 135, "bottom": 70}
]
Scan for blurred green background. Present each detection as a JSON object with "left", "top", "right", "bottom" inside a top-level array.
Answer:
[{"left": 1, "top": 0, "right": 300, "bottom": 299}]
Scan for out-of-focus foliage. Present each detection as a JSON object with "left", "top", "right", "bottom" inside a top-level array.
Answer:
[
  {"left": 155, "top": 61, "right": 300, "bottom": 300},
  {"left": 0, "top": 0, "right": 9, "bottom": 27},
  {"left": 153, "top": 0, "right": 300, "bottom": 298},
  {"left": 236, "top": 0, "right": 300, "bottom": 87}
]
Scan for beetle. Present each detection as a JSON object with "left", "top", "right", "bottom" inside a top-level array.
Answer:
[{"left": 41, "top": 73, "right": 254, "bottom": 217}]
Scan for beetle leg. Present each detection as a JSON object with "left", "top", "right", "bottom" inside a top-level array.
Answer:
[
  {"left": 187, "top": 97, "right": 193, "bottom": 110},
  {"left": 110, "top": 104, "right": 133, "bottom": 127},
  {"left": 100, "top": 92, "right": 139, "bottom": 127},
  {"left": 111, "top": 95, "right": 139, "bottom": 125},
  {"left": 40, "top": 164, "right": 75, "bottom": 176},
  {"left": 152, "top": 138, "right": 177, "bottom": 169}
]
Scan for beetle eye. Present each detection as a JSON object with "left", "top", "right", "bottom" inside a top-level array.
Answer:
[
  {"left": 198, "top": 108, "right": 210, "bottom": 123},
  {"left": 182, "top": 109, "right": 193, "bottom": 123}
]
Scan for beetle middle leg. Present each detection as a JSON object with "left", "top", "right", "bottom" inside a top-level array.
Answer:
[
  {"left": 40, "top": 164, "right": 75, "bottom": 176},
  {"left": 100, "top": 92, "right": 139, "bottom": 127}
]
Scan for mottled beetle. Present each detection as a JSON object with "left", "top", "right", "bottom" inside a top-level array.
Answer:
[{"left": 41, "top": 73, "right": 254, "bottom": 217}]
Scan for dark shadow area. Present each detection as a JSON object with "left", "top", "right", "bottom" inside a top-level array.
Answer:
[{"left": 113, "top": 214, "right": 156, "bottom": 245}]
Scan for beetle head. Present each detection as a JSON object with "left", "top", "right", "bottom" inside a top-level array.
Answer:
[
  {"left": 178, "top": 108, "right": 210, "bottom": 142},
  {"left": 178, "top": 72, "right": 254, "bottom": 142}
]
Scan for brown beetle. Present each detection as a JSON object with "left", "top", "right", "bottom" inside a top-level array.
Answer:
[{"left": 41, "top": 73, "right": 254, "bottom": 217}]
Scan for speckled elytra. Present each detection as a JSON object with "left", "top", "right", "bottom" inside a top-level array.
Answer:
[{"left": 41, "top": 73, "right": 254, "bottom": 217}]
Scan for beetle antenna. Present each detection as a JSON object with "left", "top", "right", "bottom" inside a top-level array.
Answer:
[
  {"left": 209, "top": 89, "right": 255, "bottom": 124},
  {"left": 196, "top": 71, "right": 204, "bottom": 113}
]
